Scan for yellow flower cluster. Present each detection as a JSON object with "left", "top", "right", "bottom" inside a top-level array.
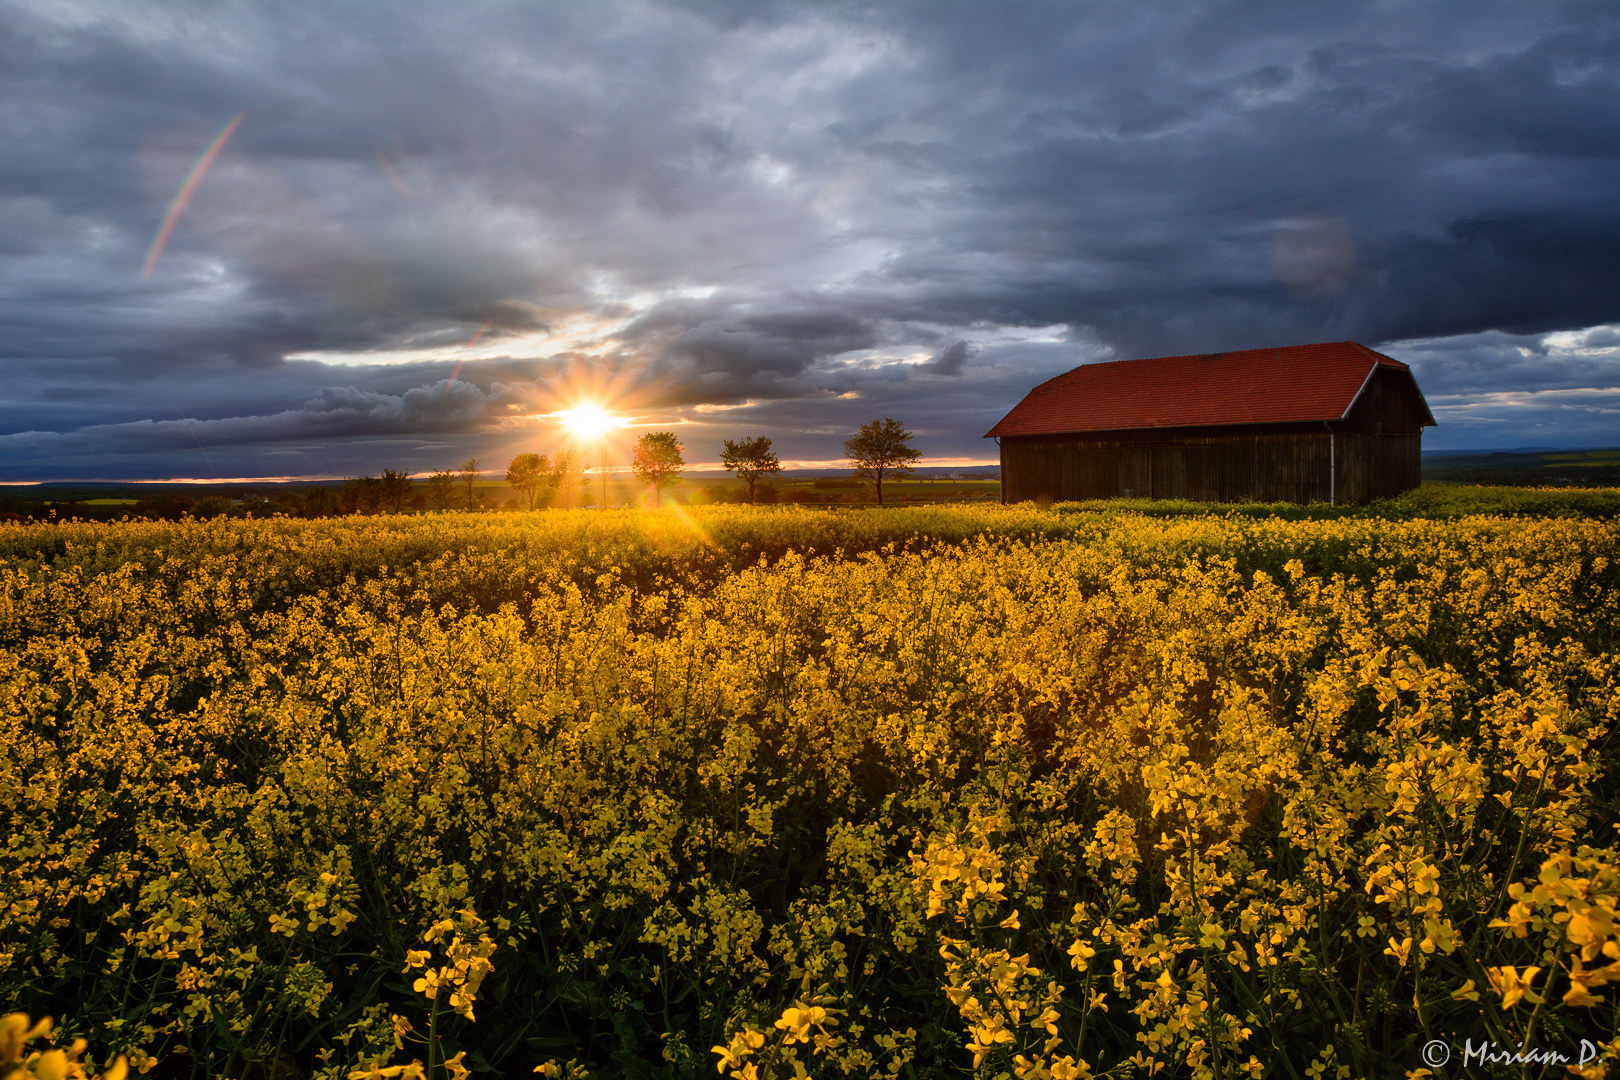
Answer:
[
  {"left": 1489, "top": 852, "right": 1620, "bottom": 1008},
  {"left": 2, "top": 498, "right": 1618, "bottom": 1078},
  {"left": 710, "top": 989, "right": 873, "bottom": 1080},
  {"left": 1, "top": 1014, "right": 126, "bottom": 1080},
  {"left": 404, "top": 911, "right": 497, "bottom": 1022}
]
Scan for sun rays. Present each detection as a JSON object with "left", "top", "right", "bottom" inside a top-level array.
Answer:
[{"left": 552, "top": 404, "right": 629, "bottom": 440}]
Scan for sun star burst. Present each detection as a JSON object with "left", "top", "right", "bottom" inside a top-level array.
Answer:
[{"left": 553, "top": 404, "right": 627, "bottom": 439}]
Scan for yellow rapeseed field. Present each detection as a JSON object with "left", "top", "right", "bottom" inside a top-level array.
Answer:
[{"left": 3, "top": 495, "right": 1618, "bottom": 1079}]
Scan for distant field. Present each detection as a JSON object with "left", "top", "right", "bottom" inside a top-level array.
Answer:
[
  {"left": 510, "top": 473, "right": 1002, "bottom": 506},
  {"left": 6, "top": 450, "right": 1618, "bottom": 521},
  {"left": 1544, "top": 449, "right": 1620, "bottom": 464},
  {"left": 12, "top": 468, "right": 1620, "bottom": 523},
  {"left": 1424, "top": 446, "right": 1620, "bottom": 486},
  {"left": 0, "top": 473, "right": 1002, "bottom": 520}
]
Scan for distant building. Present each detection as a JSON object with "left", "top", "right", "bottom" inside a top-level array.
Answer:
[{"left": 985, "top": 341, "right": 1436, "bottom": 505}]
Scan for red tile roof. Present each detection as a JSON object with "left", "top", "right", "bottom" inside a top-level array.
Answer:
[{"left": 984, "top": 341, "right": 1433, "bottom": 438}]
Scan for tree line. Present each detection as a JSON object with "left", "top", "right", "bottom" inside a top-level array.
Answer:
[
  {"left": 47, "top": 417, "right": 930, "bottom": 522},
  {"left": 460, "top": 417, "right": 924, "bottom": 511},
  {"left": 621, "top": 417, "right": 923, "bottom": 507}
]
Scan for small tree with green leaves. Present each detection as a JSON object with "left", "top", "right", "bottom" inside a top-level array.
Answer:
[
  {"left": 844, "top": 418, "right": 922, "bottom": 506},
  {"left": 506, "top": 453, "right": 547, "bottom": 510},
  {"left": 631, "top": 432, "right": 685, "bottom": 507},
  {"left": 339, "top": 476, "right": 382, "bottom": 515},
  {"left": 720, "top": 436, "right": 783, "bottom": 505},
  {"left": 379, "top": 468, "right": 414, "bottom": 514},
  {"left": 426, "top": 470, "right": 456, "bottom": 511}
]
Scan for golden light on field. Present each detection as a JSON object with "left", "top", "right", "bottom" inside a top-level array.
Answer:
[
  {"left": 5, "top": 496, "right": 1618, "bottom": 1076},
  {"left": 552, "top": 404, "right": 628, "bottom": 439}
]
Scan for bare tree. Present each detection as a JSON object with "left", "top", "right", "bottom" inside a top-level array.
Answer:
[
  {"left": 548, "top": 449, "right": 585, "bottom": 508},
  {"left": 458, "top": 457, "right": 482, "bottom": 511},
  {"left": 595, "top": 447, "right": 618, "bottom": 508}
]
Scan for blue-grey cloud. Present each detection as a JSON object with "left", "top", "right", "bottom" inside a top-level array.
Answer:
[
  {"left": 1, "top": 0, "right": 1618, "bottom": 478},
  {"left": 927, "top": 341, "right": 972, "bottom": 377}
]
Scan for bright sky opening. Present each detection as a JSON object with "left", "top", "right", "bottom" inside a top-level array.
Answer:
[{"left": 553, "top": 405, "right": 629, "bottom": 440}]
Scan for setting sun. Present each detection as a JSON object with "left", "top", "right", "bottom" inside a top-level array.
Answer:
[{"left": 552, "top": 404, "right": 627, "bottom": 439}]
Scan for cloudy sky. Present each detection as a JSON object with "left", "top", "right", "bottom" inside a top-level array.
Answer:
[{"left": 3, "top": 0, "right": 1618, "bottom": 481}]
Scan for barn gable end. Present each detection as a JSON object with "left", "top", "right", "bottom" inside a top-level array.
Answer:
[{"left": 986, "top": 342, "right": 1435, "bottom": 505}]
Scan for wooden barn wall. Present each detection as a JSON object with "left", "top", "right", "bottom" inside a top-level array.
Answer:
[
  {"left": 1342, "top": 368, "right": 1431, "bottom": 435},
  {"left": 1001, "top": 433, "right": 1335, "bottom": 504},
  {"left": 1336, "top": 433, "right": 1421, "bottom": 502},
  {"left": 1000, "top": 430, "right": 1423, "bottom": 505}
]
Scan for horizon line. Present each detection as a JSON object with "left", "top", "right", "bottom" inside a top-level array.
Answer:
[{"left": 0, "top": 457, "right": 1006, "bottom": 486}]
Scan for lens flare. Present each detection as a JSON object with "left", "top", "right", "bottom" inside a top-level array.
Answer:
[
  {"left": 141, "top": 112, "right": 246, "bottom": 280},
  {"left": 443, "top": 322, "right": 490, "bottom": 395},
  {"left": 659, "top": 498, "right": 714, "bottom": 546}
]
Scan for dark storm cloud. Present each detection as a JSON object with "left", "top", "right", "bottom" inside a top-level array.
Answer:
[
  {"left": 642, "top": 308, "right": 883, "bottom": 403},
  {"left": 0, "top": 374, "right": 527, "bottom": 480},
  {"left": 454, "top": 301, "right": 552, "bottom": 334},
  {"left": 926, "top": 341, "right": 972, "bottom": 377},
  {"left": 1, "top": 0, "right": 1618, "bottom": 477}
]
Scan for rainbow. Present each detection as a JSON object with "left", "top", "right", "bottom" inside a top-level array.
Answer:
[
  {"left": 141, "top": 112, "right": 246, "bottom": 280},
  {"left": 443, "top": 322, "right": 490, "bottom": 395}
]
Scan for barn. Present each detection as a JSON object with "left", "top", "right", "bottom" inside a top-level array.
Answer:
[{"left": 985, "top": 341, "right": 1436, "bottom": 505}]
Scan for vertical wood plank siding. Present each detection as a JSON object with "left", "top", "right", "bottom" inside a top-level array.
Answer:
[{"left": 1000, "top": 432, "right": 1422, "bottom": 505}]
